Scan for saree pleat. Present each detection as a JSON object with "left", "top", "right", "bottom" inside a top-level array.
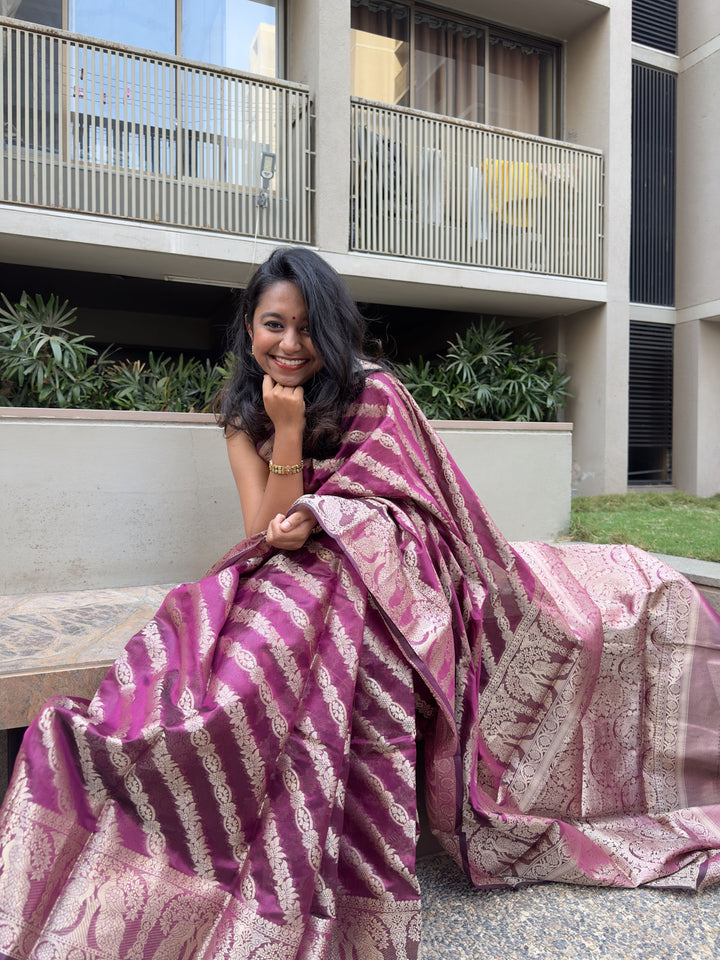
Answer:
[{"left": 1, "top": 371, "right": 720, "bottom": 959}]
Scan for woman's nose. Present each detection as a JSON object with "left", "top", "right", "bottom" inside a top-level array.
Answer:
[{"left": 281, "top": 328, "right": 301, "bottom": 351}]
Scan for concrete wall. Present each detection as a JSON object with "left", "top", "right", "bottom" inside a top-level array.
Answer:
[
  {"left": 673, "top": 0, "right": 720, "bottom": 496},
  {"left": 676, "top": 3, "right": 720, "bottom": 314},
  {"left": 0, "top": 411, "right": 573, "bottom": 595},
  {"left": 437, "top": 423, "right": 573, "bottom": 542},
  {"left": 0, "top": 412, "right": 241, "bottom": 595}
]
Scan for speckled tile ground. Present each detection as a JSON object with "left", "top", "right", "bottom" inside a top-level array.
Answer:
[{"left": 416, "top": 853, "right": 720, "bottom": 959}]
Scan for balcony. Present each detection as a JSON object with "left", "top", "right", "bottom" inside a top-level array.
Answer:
[
  {"left": 351, "top": 99, "right": 604, "bottom": 281},
  {"left": 1, "top": 21, "right": 604, "bottom": 283},
  {"left": 0, "top": 19, "right": 312, "bottom": 244}
]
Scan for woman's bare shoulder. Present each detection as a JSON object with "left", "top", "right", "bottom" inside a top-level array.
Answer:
[{"left": 226, "top": 428, "right": 264, "bottom": 463}]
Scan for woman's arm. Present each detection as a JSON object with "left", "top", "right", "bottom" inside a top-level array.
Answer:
[{"left": 225, "top": 375, "right": 317, "bottom": 546}]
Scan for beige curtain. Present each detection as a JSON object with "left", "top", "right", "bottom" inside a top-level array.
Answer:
[
  {"left": 0, "top": 0, "right": 22, "bottom": 16},
  {"left": 488, "top": 38, "right": 542, "bottom": 136},
  {"left": 413, "top": 13, "right": 484, "bottom": 123}
]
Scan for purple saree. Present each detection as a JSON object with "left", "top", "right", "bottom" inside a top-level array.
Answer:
[{"left": 1, "top": 372, "right": 720, "bottom": 960}]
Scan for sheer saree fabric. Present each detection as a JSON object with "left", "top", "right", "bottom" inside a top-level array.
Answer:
[{"left": 1, "top": 372, "right": 720, "bottom": 960}]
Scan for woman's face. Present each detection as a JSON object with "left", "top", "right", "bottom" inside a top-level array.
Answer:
[{"left": 246, "top": 280, "right": 323, "bottom": 387}]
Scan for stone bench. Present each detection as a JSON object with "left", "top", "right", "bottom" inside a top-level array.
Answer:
[
  {"left": 0, "top": 583, "right": 176, "bottom": 798},
  {"left": 0, "top": 583, "right": 175, "bottom": 729}
]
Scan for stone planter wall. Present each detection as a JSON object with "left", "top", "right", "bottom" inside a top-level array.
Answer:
[{"left": 0, "top": 409, "right": 573, "bottom": 595}]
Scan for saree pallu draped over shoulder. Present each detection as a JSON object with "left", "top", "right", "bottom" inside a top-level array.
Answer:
[{"left": 2, "top": 372, "right": 720, "bottom": 960}]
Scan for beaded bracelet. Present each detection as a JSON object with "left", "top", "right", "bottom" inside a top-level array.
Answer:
[{"left": 268, "top": 460, "right": 304, "bottom": 476}]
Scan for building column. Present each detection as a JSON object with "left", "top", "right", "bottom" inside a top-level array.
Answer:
[
  {"left": 563, "top": 3, "right": 632, "bottom": 495},
  {"left": 562, "top": 303, "right": 629, "bottom": 497},
  {"left": 674, "top": 319, "right": 720, "bottom": 497},
  {"left": 287, "top": 0, "right": 351, "bottom": 254}
]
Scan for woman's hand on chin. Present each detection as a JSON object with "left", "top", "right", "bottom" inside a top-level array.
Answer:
[
  {"left": 265, "top": 506, "right": 317, "bottom": 550},
  {"left": 262, "top": 375, "right": 306, "bottom": 434}
]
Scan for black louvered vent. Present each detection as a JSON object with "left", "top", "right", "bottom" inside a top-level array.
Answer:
[
  {"left": 631, "top": 64, "right": 676, "bottom": 307},
  {"left": 628, "top": 321, "right": 673, "bottom": 485},
  {"left": 632, "top": 0, "right": 678, "bottom": 54}
]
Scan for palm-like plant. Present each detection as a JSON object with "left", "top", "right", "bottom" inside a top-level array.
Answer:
[
  {"left": 0, "top": 291, "right": 230, "bottom": 412},
  {"left": 102, "top": 352, "right": 231, "bottom": 412},
  {"left": 398, "top": 319, "right": 570, "bottom": 422},
  {"left": 0, "top": 293, "right": 103, "bottom": 406}
]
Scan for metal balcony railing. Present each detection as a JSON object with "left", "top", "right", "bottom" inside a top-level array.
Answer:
[
  {"left": 351, "top": 99, "right": 604, "bottom": 280},
  {"left": 0, "top": 19, "right": 312, "bottom": 243}
]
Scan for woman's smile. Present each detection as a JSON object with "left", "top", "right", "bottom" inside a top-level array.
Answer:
[
  {"left": 270, "top": 355, "right": 310, "bottom": 369},
  {"left": 247, "top": 280, "right": 323, "bottom": 386}
]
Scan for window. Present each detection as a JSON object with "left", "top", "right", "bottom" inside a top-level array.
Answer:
[
  {"left": 69, "top": 1, "right": 175, "bottom": 57},
  {"left": 10, "top": 0, "right": 279, "bottom": 77},
  {"left": 350, "top": 0, "right": 559, "bottom": 138},
  {"left": 488, "top": 36, "right": 555, "bottom": 137},
  {"left": 350, "top": 2, "right": 410, "bottom": 106},
  {"left": 413, "top": 13, "right": 484, "bottom": 122},
  {"left": 181, "top": 0, "right": 277, "bottom": 75}
]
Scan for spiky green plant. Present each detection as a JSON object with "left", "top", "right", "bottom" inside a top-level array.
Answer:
[
  {"left": 0, "top": 292, "right": 104, "bottom": 407},
  {"left": 398, "top": 319, "right": 570, "bottom": 422},
  {"left": 0, "top": 291, "right": 230, "bottom": 413}
]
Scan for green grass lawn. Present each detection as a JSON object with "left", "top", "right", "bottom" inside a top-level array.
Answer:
[{"left": 565, "top": 492, "right": 720, "bottom": 562}]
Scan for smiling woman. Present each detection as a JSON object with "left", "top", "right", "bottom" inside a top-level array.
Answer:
[
  {"left": 246, "top": 280, "right": 323, "bottom": 387},
  {"left": 217, "top": 247, "right": 376, "bottom": 462},
  {"left": 219, "top": 248, "right": 375, "bottom": 542}
]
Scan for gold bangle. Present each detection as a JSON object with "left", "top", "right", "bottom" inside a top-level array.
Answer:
[{"left": 268, "top": 459, "right": 304, "bottom": 476}]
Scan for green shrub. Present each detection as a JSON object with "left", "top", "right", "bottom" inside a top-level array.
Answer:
[
  {"left": 397, "top": 318, "right": 570, "bottom": 421},
  {"left": 99, "top": 353, "right": 231, "bottom": 413},
  {"left": 0, "top": 291, "right": 229, "bottom": 413},
  {"left": 0, "top": 292, "right": 104, "bottom": 407}
]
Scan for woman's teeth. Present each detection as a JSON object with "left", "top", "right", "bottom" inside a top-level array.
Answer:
[{"left": 273, "top": 357, "right": 307, "bottom": 366}]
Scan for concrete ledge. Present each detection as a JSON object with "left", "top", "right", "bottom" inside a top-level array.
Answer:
[
  {"left": 0, "top": 410, "right": 573, "bottom": 594},
  {"left": 2, "top": 550, "right": 716, "bottom": 734}
]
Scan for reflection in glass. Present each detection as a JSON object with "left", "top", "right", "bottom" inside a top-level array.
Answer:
[
  {"left": 351, "top": 1, "right": 409, "bottom": 106},
  {"left": 350, "top": 0, "right": 558, "bottom": 137},
  {"left": 182, "top": 0, "right": 277, "bottom": 76},
  {"left": 12, "top": 0, "right": 61, "bottom": 28},
  {"left": 68, "top": 0, "right": 175, "bottom": 55}
]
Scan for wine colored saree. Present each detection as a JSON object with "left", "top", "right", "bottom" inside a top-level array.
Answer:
[{"left": 1, "top": 372, "right": 720, "bottom": 960}]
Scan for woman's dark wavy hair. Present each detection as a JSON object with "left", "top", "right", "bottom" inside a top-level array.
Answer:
[{"left": 216, "top": 247, "right": 380, "bottom": 458}]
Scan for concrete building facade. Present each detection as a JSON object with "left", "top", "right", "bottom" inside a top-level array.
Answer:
[{"left": 0, "top": 0, "right": 717, "bottom": 497}]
